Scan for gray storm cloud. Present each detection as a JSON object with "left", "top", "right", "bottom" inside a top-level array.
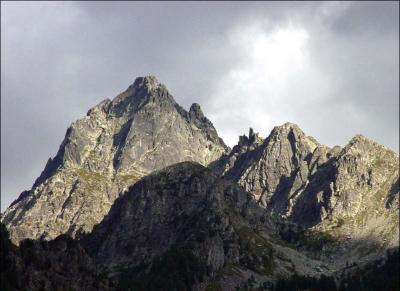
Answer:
[{"left": 1, "top": 1, "right": 399, "bottom": 210}]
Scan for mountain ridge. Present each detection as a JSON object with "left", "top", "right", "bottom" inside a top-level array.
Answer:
[
  {"left": 1, "top": 75, "right": 399, "bottom": 291},
  {"left": 2, "top": 76, "right": 228, "bottom": 243}
]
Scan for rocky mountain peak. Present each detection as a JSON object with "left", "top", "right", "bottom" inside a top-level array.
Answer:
[
  {"left": 189, "top": 102, "right": 205, "bottom": 119},
  {"left": 270, "top": 122, "right": 303, "bottom": 139},
  {"left": 132, "top": 75, "right": 159, "bottom": 88},
  {"left": 337, "top": 134, "right": 398, "bottom": 175},
  {"left": 272, "top": 122, "right": 303, "bottom": 134},
  {"left": 2, "top": 76, "right": 228, "bottom": 243},
  {"left": 345, "top": 134, "right": 391, "bottom": 153},
  {"left": 128, "top": 75, "right": 163, "bottom": 95},
  {"left": 2, "top": 73, "right": 399, "bottom": 290},
  {"left": 108, "top": 76, "right": 174, "bottom": 118},
  {"left": 238, "top": 128, "right": 263, "bottom": 147},
  {"left": 213, "top": 120, "right": 399, "bottom": 239},
  {"left": 267, "top": 122, "right": 319, "bottom": 153}
]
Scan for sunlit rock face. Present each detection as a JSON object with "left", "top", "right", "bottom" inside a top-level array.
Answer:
[
  {"left": 213, "top": 123, "right": 399, "bottom": 246},
  {"left": 2, "top": 76, "right": 228, "bottom": 244},
  {"left": 211, "top": 123, "right": 321, "bottom": 212}
]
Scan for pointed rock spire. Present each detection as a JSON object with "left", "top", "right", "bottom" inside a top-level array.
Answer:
[
  {"left": 2, "top": 76, "right": 228, "bottom": 244},
  {"left": 189, "top": 103, "right": 205, "bottom": 119},
  {"left": 131, "top": 75, "right": 160, "bottom": 91}
]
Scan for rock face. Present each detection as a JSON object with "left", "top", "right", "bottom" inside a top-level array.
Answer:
[
  {"left": 2, "top": 74, "right": 399, "bottom": 290},
  {"left": 2, "top": 76, "right": 227, "bottom": 243},
  {"left": 213, "top": 123, "right": 399, "bottom": 244},
  {"left": 212, "top": 123, "right": 323, "bottom": 211},
  {"left": 83, "top": 162, "right": 276, "bottom": 290}
]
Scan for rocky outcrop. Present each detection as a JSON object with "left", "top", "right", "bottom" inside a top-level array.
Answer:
[
  {"left": 290, "top": 135, "right": 399, "bottom": 225},
  {"left": 213, "top": 123, "right": 399, "bottom": 247},
  {"left": 2, "top": 76, "right": 228, "bottom": 244},
  {"left": 83, "top": 162, "right": 276, "bottom": 290},
  {"left": 213, "top": 123, "right": 321, "bottom": 209}
]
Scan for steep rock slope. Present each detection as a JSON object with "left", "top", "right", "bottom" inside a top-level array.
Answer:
[
  {"left": 212, "top": 123, "right": 323, "bottom": 211},
  {"left": 85, "top": 161, "right": 394, "bottom": 290},
  {"left": 2, "top": 76, "right": 227, "bottom": 243},
  {"left": 213, "top": 123, "right": 399, "bottom": 250},
  {"left": 84, "top": 162, "right": 280, "bottom": 290},
  {"left": 2, "top": 161, "right": 398, "bottom": 291}
]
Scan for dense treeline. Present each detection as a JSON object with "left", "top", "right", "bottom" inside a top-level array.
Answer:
[
  {"left": 0, "top": 222, "right": 18, "bottom": 290},
  {"left": 0, "top": 223, "right": 110, "bottom": 291},
  {"left": 118, "top": 244, "right": 207, "bottom": 291},
  {"left": 338, "top": 248, "right": 399, "bottom": 291},
  {"left": 273, "top": 274, "right": 336, "bottom": 291}
]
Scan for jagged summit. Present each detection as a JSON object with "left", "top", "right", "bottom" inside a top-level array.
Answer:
[
  {"left": 238, "top": 128, "right": 263, "bottom": 147},
  {"left": 131, "top": 75, "right": 159, "bottom": 89},
  {"left": 2, "top": 74, "right": 399, "bottom": 290},
  {"left": 108, "top": 76, "right": 174, "bottom": 118},
  {"left": 126, "top": 75, "right": 170, "bottom": 98},
  {"left": 346, "top": 133, "right": 394, "bottom": 152},
  {"left": 269, "top": 122, "right": 318, "bottom": 146},
  {"left": 266, "top": 122, "right": 305, "bottom": 138},
  {"left": 2, "top": 76, "right": 228, "bottom": 243},
  {"left": 189, "top": 102, "right": 205, "bottom": 119},
  {"left": 213, "top": 121, "right": 398, "bottom": 228},
  {"left": 273, "top": 121, "right": 302, "bottom": 131}
]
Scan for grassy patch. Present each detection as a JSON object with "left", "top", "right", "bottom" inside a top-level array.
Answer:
[
  {"left": 76, "top": 169, "right": 107, "bottom": 182},
  {"left": 115, "top": 173, "right": 143, "bottom": 182},
  {"left": 297, "top": 230, "right": 337, "bottom": 251}
]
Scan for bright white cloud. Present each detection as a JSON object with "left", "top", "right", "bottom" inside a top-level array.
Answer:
[{"left": 209, "top": 23, "right": 318, "bottom": 146}]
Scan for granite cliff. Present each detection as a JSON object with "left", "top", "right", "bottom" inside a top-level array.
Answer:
[
  {"left": 2, "top": 76, "right": 227, "bottom": 243},
  {"left": 212, "top": 124, "right": 399, "bottom": 268}
]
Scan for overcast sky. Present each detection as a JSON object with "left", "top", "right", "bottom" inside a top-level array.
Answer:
[{"left": 1, "top": 1, "right": 399, "bottom": 211}]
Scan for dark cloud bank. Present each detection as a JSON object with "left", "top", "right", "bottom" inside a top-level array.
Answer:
[{"left": 1, "top": 1, "right": 399, "bottom": 210}]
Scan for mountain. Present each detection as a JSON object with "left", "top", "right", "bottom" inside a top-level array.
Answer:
[
  {"left": 1, "top": 76, "right": 399, "bottom": 290},
  {"left": 83, "top": 162, "right": 276, "bottom": 290},
  {"left": 2, "top": 76, "right": 227, "bottom": 243},
  {"left": 85, "top": 161, "right": 387, "bottom": 290},
  {"left": 2, "top": 161, "right": 398, "bottom": 291},
  {"left": 212, "top": 123, "right": 399, "bottom": 267}
]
